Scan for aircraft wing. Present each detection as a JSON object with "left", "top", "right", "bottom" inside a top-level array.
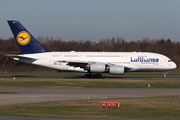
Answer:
[
  {"left": 58, "top": 60, "right": 89, "bottom": 68},
  {"left": 59, "top": 60, "right": 133, "bottom": 72},
  {"left": 67, "top": 62, "right": 88, "bottom": 68},
  {"left": 59, "top": 60, "right": 117, "bottom": 68}
]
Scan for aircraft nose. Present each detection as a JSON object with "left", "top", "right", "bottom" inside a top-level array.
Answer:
[{"left": 172, "top": 62, "right": 177, "bottom": 69}]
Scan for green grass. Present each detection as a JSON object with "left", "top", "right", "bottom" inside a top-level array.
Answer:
[
  {"left": 0, "top": 67, "right": 179, "bottom": 77},
  {"left": 0, "top": 96, "right": 180, "bottom": 118},
  {"left": 0, "top": 78, "right": 180, "bottom": 88}
]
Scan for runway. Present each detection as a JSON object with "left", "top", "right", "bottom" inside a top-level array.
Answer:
[
  {"left": 1, "top": 114, "right": 179, "bottom": 120},
  {"left": 0, "top": 114, "right": 179, "bottom": 120},
  {"left": 1, "top": 88, "right": 180, "bottom": 120},
  {"left": 1, "top": 76, "right": 180, "bottom": 80},
  {"left": 0, "top": 88, "right": 180, "bottom": 106}
]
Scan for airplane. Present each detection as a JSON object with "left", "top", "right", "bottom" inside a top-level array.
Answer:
[{"left": 7, "top": 20, "right": 177, "bottom": 78}]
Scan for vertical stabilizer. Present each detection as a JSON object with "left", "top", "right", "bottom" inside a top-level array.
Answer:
[{"left": 7, "top": 20, "right": 48, "bottom": 54}]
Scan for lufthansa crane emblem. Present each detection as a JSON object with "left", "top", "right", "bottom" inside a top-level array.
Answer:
[{"left": 16, "top": 31, "right": 31, "bottom": 45}]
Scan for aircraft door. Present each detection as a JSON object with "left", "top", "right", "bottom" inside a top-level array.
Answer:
[
  {"left": 160, "top": 59, "right": 164, "bottom": 66},
  {"left": 80, "top": 54, "right": 84, "bottom": 60},
  {"left": 49, "top": 54, "right": 61, "bottom": 66},
  {"left": 49, "top": 56, "right": 53, "bottom": 66}
]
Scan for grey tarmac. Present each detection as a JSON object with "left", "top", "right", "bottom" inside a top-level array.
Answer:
[
  {"left": 0, "top": 114, "right": 179, "bottom": 120},
  {"left": 0, "top": 76, "right": 180, "bottom": 80},
  {"left": 0, "top": 88, "right": 180, "bottom": 106}
]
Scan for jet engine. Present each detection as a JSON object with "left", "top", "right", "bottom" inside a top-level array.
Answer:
[
  {"left": 84, "top": 63, "right": 124, "bottom": 74},
  {"left": 109, "top": 65, "right": 124, "bottom": 75},
  {"left": 89, "top": 64, "right": 106, "bottom": 73}
]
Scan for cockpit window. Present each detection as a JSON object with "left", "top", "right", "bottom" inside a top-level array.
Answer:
[{"left": 168, "top": 60, "right": 172, "bottom": 62}]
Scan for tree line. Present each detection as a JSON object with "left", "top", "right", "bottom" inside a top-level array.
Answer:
[{"left": 0, "top": 37, "right": 179, "bottom": 71}]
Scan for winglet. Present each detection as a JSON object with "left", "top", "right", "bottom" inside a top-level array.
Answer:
[{"left": 7, "top": 20, "right": 48, "bottom": 54}]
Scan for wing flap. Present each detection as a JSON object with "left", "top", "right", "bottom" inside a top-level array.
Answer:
[{"left": 58, "top": 60, "right": 88, "bottom": 68}]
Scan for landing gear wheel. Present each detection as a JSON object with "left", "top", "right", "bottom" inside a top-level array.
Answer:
[
  {"left": 84, "top": 74, "right": 88, "bottom": 78},
  {"left": 100, "top": 74, "right": 102, "bottom": 77},
  {"left": 84, "top": 73, "right": 92, "bottom": 78},
  {"left": 92, "top": 74, "right": 96, "bottom": 78},
  {"left": 84, "top": 73, "right": 102, "bottom": 78},
  {"left": 97, "top": 74, "right": 102, "bottom": 78},
  {"left": 163, "top": 74, "right": 167, "bottom": 78},
  {"left": 94, "top": 73, "right": 102, "bottom": 78},
  {"left": 163, "top": 71, "right": 168, "bottom": 78}
]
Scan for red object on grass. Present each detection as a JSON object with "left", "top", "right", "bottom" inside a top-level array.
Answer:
[{"left": 100, "top": 102, "right": 119, "bottom": 108}]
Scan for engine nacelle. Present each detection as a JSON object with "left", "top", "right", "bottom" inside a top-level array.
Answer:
[
  {"left": 90, "top": 64, "right": 105, "bottom": 73},
  {"left": 109, "top": 65, "right": 124, "bottom": 75}
]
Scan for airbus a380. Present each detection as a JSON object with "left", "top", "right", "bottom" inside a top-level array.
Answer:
[{"left": 7, "top": 20, "right": 177, "bottom": 78}]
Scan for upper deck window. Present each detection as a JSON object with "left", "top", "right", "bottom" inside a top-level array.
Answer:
[
  {"left": 87, "top": 55, "right": 120, "bottom": 57},
  {"left": 52, "top": 55, "right": 58, "bottom": 57},
  {"left": 64, "top": 55, "right": 79, "bottom": 57}
]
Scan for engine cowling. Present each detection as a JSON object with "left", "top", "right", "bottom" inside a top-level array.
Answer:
[
  {"left": 109, "top": 65, "right": 124, "bottom": 75},
  {"left": 90, "top": 64, "right": 105, "bottom": 73}
]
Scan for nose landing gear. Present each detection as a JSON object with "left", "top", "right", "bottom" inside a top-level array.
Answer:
[{"left": 163, "top": 71, "right": 169, "bottom": 78}]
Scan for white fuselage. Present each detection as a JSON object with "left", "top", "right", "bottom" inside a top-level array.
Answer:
[{"left": 15, "top": 51, "right": 177, "bottom": 73}]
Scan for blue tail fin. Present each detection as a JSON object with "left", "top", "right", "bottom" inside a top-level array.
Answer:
[{"left": 7, "top": 20, "right": 48, "bottom": 54}]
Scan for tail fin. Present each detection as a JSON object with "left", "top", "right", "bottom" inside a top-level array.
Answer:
[{"left": 7, "top": 20, "right": 48, "bottom": 54}]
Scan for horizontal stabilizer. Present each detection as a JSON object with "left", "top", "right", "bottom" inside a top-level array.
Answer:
[{"left": 6, "top": 54, "right": 38, "bottom": 60}]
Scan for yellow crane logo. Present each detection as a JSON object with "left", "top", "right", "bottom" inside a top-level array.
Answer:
[{"left": 16, "top": 31, "right": 31, "bottom": 45}]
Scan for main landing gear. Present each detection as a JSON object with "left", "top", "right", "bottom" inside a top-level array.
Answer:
[
  {"left": 84, "top": 73, "right": 102, "bottom": 78},
  {"left": 163, "top": 71, "right": 169, "bottom": 78}
]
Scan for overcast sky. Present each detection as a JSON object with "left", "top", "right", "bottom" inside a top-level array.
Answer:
[{"left": 1, "top": 0, "right": 180, "bottom": 42}]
